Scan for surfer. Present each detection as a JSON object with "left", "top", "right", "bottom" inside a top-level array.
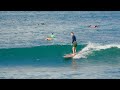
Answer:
[
  {"left": 41, "top": 23, "right": 45, "bottom": 25},
  {"left": 45, "top": 33, "right": 55, "bottom": 41},
  {"left": 71, "top": 32, "right": 77, "bottom": 55},
  {"left": 88, "top": 25, "right": 99, "bottom": 28}
]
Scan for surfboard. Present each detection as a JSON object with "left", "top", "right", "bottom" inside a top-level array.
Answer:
[
  {"left": 63, "top": 54, "right": 76, "bottom": 58},
  {"left": 45, "top": 38, "right": 52, "bottom": 41}
]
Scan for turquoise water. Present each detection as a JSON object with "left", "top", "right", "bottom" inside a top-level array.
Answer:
[
  {"left": 0, "top": 11, "right": 120, "bottom": 79},
  {"left": 0, "top": 45, "right": 83, "bottom": 66}
]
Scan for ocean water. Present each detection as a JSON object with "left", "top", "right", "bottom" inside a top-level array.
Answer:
[{"left": 0, "top": 11, "right": 120, "bottom": 79}]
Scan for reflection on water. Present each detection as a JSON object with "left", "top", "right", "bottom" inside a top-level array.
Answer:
[{"left": 71, "top": 59, "right": 78, "bottom": 70}]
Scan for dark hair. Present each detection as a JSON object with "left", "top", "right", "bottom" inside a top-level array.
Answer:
[{"left": 71, "top": 32, "right": 74, "bottom": 34}]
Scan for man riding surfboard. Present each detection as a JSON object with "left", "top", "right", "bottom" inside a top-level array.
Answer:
[
  {"left": 63, "top": 32, "right": 77, "bottom": 58},
  {"left": 71, "top": 32, "right": 77, "bottom": 56}
]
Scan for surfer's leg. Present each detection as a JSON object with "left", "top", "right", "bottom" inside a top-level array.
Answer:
[
  {"left": 72, "top": 47, "right": 76, "bottom": 54},
  {"left": 75, "top": 47, "right": 76, "bottom": 53},
  {"left": 72, "top": 47, "right": 74, "bottom": 54},
  {"left": 74, "top": 41, "right": 77, "bottom": 54}
]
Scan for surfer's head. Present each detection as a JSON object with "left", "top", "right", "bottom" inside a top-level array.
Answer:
[{"left": 71, "top": 32, "right": 74, "bottom": 36}]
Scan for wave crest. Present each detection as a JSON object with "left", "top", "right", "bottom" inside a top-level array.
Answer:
[{"left": 73, "top": 42, "right": 120, "bottom": 59}]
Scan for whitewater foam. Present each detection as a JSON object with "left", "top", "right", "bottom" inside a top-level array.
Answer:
[{"left": 73, "top": 42, "right": 120, "bottom": 59}]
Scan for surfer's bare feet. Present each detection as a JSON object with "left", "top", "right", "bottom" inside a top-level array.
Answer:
[{"left": 72, "top": 53, "right": 76, "bottom": 56}]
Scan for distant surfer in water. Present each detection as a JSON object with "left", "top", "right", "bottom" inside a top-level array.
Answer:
[
  {"left": 71, "top": 32, "right": 77, "bottom": 56},
  {"left": 45, "top": 33, "right": 55, "bottom": 41},
  {"left": 88, "top": 25, "right": 99, "bottom": 28}
]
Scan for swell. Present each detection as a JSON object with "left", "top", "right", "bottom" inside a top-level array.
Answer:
[
  {"left": 0, "top": 45, "right": 84, "bottom": 66},
  {"left": 89, "top": 47, "right": 120, "bottom": 59},
  {"left": 0, "top": 44, "right": 120, "bottom": 66}
]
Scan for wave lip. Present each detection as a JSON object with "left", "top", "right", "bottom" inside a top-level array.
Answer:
[{"left": 73, "top": 42, "right": 120, "bottom": 59}]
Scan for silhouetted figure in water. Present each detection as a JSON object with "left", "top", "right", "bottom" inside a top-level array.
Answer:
[
  {"left": 41, "top": 23, "right": 45, "bottom": 25},
  {"left": 88, "top": 25, "right": 99, "bottom": 28}
]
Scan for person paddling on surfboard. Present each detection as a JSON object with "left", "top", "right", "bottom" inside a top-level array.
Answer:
[
  {"left": 71, "top": 32, "right": 77, "bottom": 56},
  {"left": 45, "top": 33, "right": 55, "bottom": 41}
]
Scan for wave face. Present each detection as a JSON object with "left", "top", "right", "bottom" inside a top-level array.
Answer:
[
  {"left": 0, "top": 43, "right": 120, "bottom": 67},
  {"left": 0, "top": 45, "right": 83, "bottom": 66}
]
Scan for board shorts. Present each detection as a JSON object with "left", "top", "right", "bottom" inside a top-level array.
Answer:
[{"left": 72, "top": 41, "right": 77, "bottom": 48}]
